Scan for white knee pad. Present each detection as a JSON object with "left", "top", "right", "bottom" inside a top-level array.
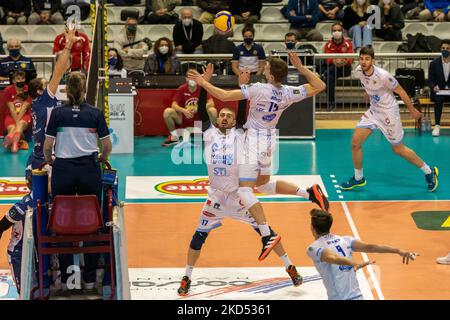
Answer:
[
  {"left": 257, "top": 180, "right": 277, "bottom": 195},
  {"left": 237, "top": 187, "right": 259, "bottom": 209}
]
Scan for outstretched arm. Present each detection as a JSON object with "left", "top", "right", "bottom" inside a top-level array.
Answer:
[
  {"left": 352, "top": 240, "right": 419, "bottom": 264},
  {"left": 288, "top": 51, "right": 326, "bottom": 97},
  {"left": 320, "top": 248, "right": 375, "bottom": 271}
]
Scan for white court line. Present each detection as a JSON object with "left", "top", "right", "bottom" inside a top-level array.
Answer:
[{"left": 340, "top": 201, "right": 385, "bottom": 300}]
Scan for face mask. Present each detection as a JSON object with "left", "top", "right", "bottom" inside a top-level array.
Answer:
[
  {"left": 188, "top": 80, "right": 196, "bottom": 88},
  {"left": 382, "top": 0, "right": 391, "bottom": 4},
  {"left": 15, "top": 81, "right": 26, "bottom": 88},
  {"left": 286, "top": 42, "right": 296, "bottom": 50},
  {"left": 357, "top": 0, "right": 366, "bottom": 6},
  {"left": 244, "top": 38, "right": 253, "bottom": 45},
  {"left": 442, "top": 50, "right": 450, "bottom": 58},
  {"left": 182, "top": 18, "right": 193, "bottom": 27},
  {"left": 108, "top": 57, "right": 118, "bottom": 66},
  {"left": 127, "top": 25, "right": 137, "bottom": 34},
  {"left": 9, "top": 49, "right": 20, "bottom": 58},
  {"left": 332, "top": 31, "right": 343, "bottom": 40},
  {"left": 159, "top": 46, "right": 169, "bottom": 55}
]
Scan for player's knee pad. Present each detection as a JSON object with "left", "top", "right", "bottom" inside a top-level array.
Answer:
[
  {"left": 257, "top": 180, "right": 277, "bottom": 195},
  {"left": 190, "top": 231, "right": 209, "bottom": 250},
  {"left": 237, "top": 187, "right": 259, "bottom": 209}
]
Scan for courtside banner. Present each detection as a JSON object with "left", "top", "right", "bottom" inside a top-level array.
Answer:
[
  {"left": 0, "top": 178, "right": 29, "bottom": 201},
  {"left": 125, "top": 175, "right": 327, "bottom": 200}
]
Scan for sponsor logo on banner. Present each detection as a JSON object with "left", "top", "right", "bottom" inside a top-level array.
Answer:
[
  {"left": 0, "top": 178, "right": 29, "bottom": 200},
  {"left": 155, "top": 178, "right": 209, "bottom": 196}
]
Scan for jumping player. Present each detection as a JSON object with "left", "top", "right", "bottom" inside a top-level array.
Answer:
[
  {"left": 177, "top": 65, "right": 303, "bottom": 296},
  {"left": 307, "top": 209, "right": 418, "bottom": 300},
  {"left": 340, "top": 46, "right": 438, "bottom": 192}
]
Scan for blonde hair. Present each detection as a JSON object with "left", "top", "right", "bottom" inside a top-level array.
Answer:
[
  {"left": 351, "top": 0, "right": 370, "bottom": 13},
  {"left": 66, "top": 72, "right": 86, "bottom": 106}
]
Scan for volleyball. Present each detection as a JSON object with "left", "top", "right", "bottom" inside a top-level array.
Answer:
[{"left": 214, "top": 11, "right": 235, "bottom": 33}]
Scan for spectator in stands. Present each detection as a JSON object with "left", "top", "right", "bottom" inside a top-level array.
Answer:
[
  {"left": 374, "top": 0, "right": 404, "bottom": 41},
  {"left": 318, "top": 0, "right": 346, "bottom": 21},
  {"left": 108, "top": 48, "right": 127, "bottom": 78},
  {"left": 419, "top": 0, "right": 450, "bottom": 22},
  {"left": 230, "top": 0, "right": 262, "bottom": 24},
  {"left": 28, "top": 0, "right": 64, "bottom": 24},
  {"left": 114, "top": 17, "right": 150, "bottom": 73},
  {"left": 4, "top": 0, "right": 31, "bottom": 25},
  {"left": 321, "top": 22, "right": 353, "bottom": 111},
  {"left": 161, "top": 68, "right": 217, "bottom": 146},
  {"left": 401, "top": 0, "right": 424, "bottom": 20},
  {"left": 173, "top": 8, "right": 203, "bottom": 54},
  {"left": 141, "top": 0, "right": 181, "bottom": 24},
  {"left": 3, "top": 70, "right": 32, "bottom": 153},
  {"left": 427, "top": 39, "right": 450, "bottom": 137},
  {"left": 285, "top": 0, "right": 324, "bottom": 41},
  {"left": 0, "top": 39, "right": 36, "bottom": 82},
  {"left": 202, "top": 30, "right": 235, "bottom": 54},
  {"left": 53, "top": 23, "right": 91, "bottom": 72},
  {"left": 343, "top": 0, "right": 373, "bottom": 52},
  {"left": 0, "top": 33, "right": 6, "bottom": 55},
  {"left": 198, "top": 0, "right": 230, "bottom": 24},
  {"left": 144, "top": 37, "right": 181, "bottom": 75},
  {"left": 285, "top": 32, "right": 299, "bottom": 49},
  {"left": 231, "top": 24, "right": 266, "bottom": 77}
]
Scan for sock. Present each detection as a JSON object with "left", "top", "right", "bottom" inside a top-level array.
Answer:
[
  {"left": 280, "top": 253, "right": 293, "bottom": 268},
  {"left": 258, "top": 223, "right": 271, "bottom": 237},
  {"left": 170, "top": 130, "right": 179, "bottom": 139},
  {"left": 354, "top": 168, "right": 364, "bottom": 181},
  {"left": 296, "top": 188, "right": 309, "bottom": 199},
  {"left": 420, "top": 163, "right": 432, "bottom": 175},
  {"left": 184, "top": 265, "right": 194, "bottom": 278}
]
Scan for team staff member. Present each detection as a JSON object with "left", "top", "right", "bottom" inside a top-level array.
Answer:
[{"left": 43, "top": 71, "right": 112, "bottom": 293}]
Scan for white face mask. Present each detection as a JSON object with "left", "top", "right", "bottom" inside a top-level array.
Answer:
[
  {"left": 182, "top": 18, "right": 193, "bottom": 26},
  {"left": 357, "top": 0, "right": 366, "bottom": 6},
  {"left": 188, "top": 79, "right": 196, "bottom": 88},
  {"left": 159, "top": 46, "right": 169, "bottom": 55},
  {"left": 332, "top": 31, "right": 343, "bottom": 40}
]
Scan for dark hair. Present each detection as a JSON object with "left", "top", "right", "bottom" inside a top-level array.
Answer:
[
  {"left": 242, "top": 23, "right": 255, "bottom": 37},
  {"left": 441, "top": 39, "right": 450, "bottom": 47},
  {"left": 108, "top": 48, "right": 124, "bottom": 71},
  {"left": 359, "top": 46, "right": 375, "bottom": 59},
  {"left": 310, "top": 209, "right": 333, "bottom": 235},
  {"left": 285, "top": 32, "right": 297, "bottom": 40},
  {"left": 66, "top": 71, "right": 86, "bottom": 105},
  {"left": 268, "top": 56, "right": 288, "bottom": 83},
  {"left": 331, "top": 22, "right": 343, "bottom": 30},
  {"left": 28, "top": 77, "right": 44, "bottom": 99},
  {"left": 13, "top": 70, "right": 26, "bottom": 80},
  {"left": 219, "top": 107, "right": 236, "bottom": 118}
]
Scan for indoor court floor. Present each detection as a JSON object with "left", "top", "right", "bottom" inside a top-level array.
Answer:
[{"left": 0, "top": 127, "right": 449, "bottom": 300}]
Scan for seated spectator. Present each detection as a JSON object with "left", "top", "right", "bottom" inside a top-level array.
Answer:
[
  {"left": 285, "top": 0, "right": 323, "bottom": 41},
  {"left": 108, "top": 48, "right": 127, "bottom": 78},
  {"left": 285, "top": 32, "right": 299, "bottom": 49},
  {"left": 402, "top": 0, "right": 424, "bottom": 19},
  {"left": 419, "top": 0, "right": 450, "bottom": 22},
  {"left": 321, "top": 22, "right": 353, "bottom": 111},
  {"left": 0, "top": 39, "right": 36, "bottom": 82},
  {"left": 162, "top": 69, "right": 217, "bottom": 146},
  {"left": 3, "top": 70, "right": 32, "bottom": 153},
  {"left": 141, "top": 0, "right": 181, "bottom": 24},
  {"left": 53, "top": 23, "right": 90, "bottom": 71},
  {"left": 173, "top": 8, "right": 203, "bottom": 54},
  {"left": 318, "top": 0, "right": 346, "bottom": 21},
  {"left": 198, "top": 0, "right": 230, "bottom": 24},
  {"left": 427, "top": 39, "right": 450, "bottom": 137},
  {"left": 375, "top": 0, "right": 404, "bottom": 41},
  {"left": 144, "top": 37, "right": 181, "bottom": 75},
  {"left": 230, "top": 0, "right": 262, "bottom": 24},
  {"left": 4, "top": 0, "right": 31, "bottom": 25},
  {"left": 343, "top": 0, "right": 373, "bottom": 51},
  {"left": 231, "top": 24, "right": 266, "bottom": 77},
  {"left": 28, "top": 0, "right": 64, "bottom": 24},
  {"left": 113, "top": 17, "right": 150, "bottom": 73}
]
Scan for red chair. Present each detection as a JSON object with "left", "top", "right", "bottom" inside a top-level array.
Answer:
[{"left": 36, "top": 195, "right": 116, "bottom": 299}]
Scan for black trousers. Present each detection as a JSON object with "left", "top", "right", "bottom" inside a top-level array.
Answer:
[
  {"left": 375, "top": 29, "right": 402, "bottom": 41},
  {"left": 432, "top": 94, "right": 450, "bottom": 125},
  {"left": 51, "top": 155, "right": 102, "bottom": 285}
]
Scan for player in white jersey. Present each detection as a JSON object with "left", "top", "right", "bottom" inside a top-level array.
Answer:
[
  {"left": 307, "top": 209, "right": 418, "bottom": 300},
  {"left": 341, "top": 47, "right": 439, "bottom": 192},
  {"left": 188, "top": 53, "right": 329, "bottom": 261},
  {"left": 178, "top": 65, "right": 303, "bottom": 296}
]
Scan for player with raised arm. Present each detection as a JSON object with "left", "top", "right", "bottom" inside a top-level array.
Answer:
[{"left": 340, "top": 46, "right": 438, "bottom": 192}]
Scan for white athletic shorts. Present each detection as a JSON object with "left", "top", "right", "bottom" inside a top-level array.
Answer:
[
  {"left": 196, "top": 187, "right": 257, "bottom": 232},
  {"left": 356, "top": 108, "right": 404, "bottom": 145}
]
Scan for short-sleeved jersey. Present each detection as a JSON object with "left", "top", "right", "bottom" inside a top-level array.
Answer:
[
  {"left": 203, "top": 125, "right": 245, "bottom": 193},
  {"left": 307, "top": 234, "right": 363, "bottom": 300},
  {"left": 46, "top": 103, "right": 110, "bottom": 159},
  {"left": 5, "top": 193, "right": 33, "bottom": 253},
  {"left": 241, "top": 82, "right": 308, "bottom": 131},
  {"left": 173, "top": 83, "right": 202, "bottom": 108},
  {"left": 232, "top": 43, "right": 266, "bottom": 73},
  {"left": 31, "top": 88, "right": 58, "bottom": 160},
  {"left": 3, "top": 85, "right": 32, "bottom": 116},
  {"left": 354, "top": 65, "right": 399, "bottom": 111}
]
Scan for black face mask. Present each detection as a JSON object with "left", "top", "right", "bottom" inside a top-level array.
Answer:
[
  {"left": 286, "top": 42, "right": 296, "bottom": 50},
  {"left": 127, "top": 25, "right": 137, "bottom": 34},
  {"left": 244, "top": 38, "right": 253, "bottom": 45},
  {"left": 15, "top": 81, "right": 26, "bottom": 88}
]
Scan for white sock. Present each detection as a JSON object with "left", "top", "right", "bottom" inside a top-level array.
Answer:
[
  {"left": 258, "top": 224, "right": 271, "bottom": 237},
  {"left": 184, "top": 265, "right": 194, "bottom": 278},
  {"left": 280, "top": 253, "right": 292, "bottom": 268},
  {"left": 354, "top": 168, "right": 364, "bottom": 181},
  {"left": 420, "top": 163, "right": 432, "bottom": 175},
  {"left": 296, "top": 188, "right": 309, "bottom": 199},
  {"left": 170, "top": 130, "right": 179, "bottom": 139}
]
